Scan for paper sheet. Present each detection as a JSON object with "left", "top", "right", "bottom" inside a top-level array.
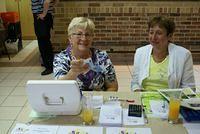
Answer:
[
  {"left": 149, "top": 100, "right": 168, "bottom": 119},
  {"left": 11, "top": 123, "right": 103, "bottom": 134},
  {"left": 57, "top": 126, "right": 103, "bottom": 134},
  {"left": 92, "top": 95, "right": 103, "bottom": 109},
  {"left": 183, "top": 122, "right": 200, "bottom": 134},
  {"left": 106, "top": 127, "right": 152, "bottom": 134},
  {"left": 123, "top": 109, "right": 145, "bottom": 126},
  {"left": 99, "top": 105, "right": 122, "bottom": 126},
  {"left": 141, "top": 92, "right": 165, "bottom": 115},
  {"left": 11, "top": 123, "right": 59, "bottom": 134},
  {"left": 104, "top": 101, "right": 121, "bottom": 106}
]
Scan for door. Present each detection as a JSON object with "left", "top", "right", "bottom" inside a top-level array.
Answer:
[{"left": 6, "top": 0, "right": 35, "bottom": 39}]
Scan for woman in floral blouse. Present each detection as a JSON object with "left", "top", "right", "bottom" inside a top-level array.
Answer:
[{"left": 53, "top": 17, "right": 118, "bottom": 91}]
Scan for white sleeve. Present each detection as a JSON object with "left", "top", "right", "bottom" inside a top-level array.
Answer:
[
  {"left": 131, "top": 49, "right": 141, "bottom": 91},
  {"left": 180, "top": 51, "right": 195, "bottom": 89}
]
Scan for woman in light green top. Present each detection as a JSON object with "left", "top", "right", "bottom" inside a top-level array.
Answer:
[{"left": 131, "top": 16, "right": 195, "bottom": 92}]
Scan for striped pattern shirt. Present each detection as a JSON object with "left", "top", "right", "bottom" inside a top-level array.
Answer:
[{"left": 31, "top": 0, "right": 54, "bottom": 14}]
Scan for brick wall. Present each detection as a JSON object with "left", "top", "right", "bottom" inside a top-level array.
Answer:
[{"left": 52, "top": 1, "right": 200, "bottom": 63}]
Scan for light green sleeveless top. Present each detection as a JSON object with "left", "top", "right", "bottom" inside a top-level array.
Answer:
[{"left": 142, "top": 55, "right": 169, "bottom": 91}]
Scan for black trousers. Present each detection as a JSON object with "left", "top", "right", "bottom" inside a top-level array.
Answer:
[{"left": 33, "top": 13, "right": 54, "bottom": 70}]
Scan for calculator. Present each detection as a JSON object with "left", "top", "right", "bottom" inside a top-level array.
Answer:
[{"left": 128, "top": 104, "right": 142, "bottom": 117}]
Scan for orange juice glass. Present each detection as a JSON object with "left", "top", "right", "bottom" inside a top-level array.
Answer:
[
  {"left": 82, "top": 108, "right": 93, "bottom": 125},
  {"left": 82, "top": 93, "right": 93, "bottom": 125},
  {"left": 168, "top": 97, "right": 181, "bottom": 124}
]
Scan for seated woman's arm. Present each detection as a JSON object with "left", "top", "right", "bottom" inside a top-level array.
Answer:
[
  {"left": 56, "top": 59, "right": 88, "bottom": 80},
  {"left": 53, "top": 52, "right": 75, "bottom": 80},
  {"left": 180, "top": 51, "right": 195, "bottom": 89},
  {"left": 57, "top": 69, "right": 79, "bottom": 80},
  {"left": 131, "top": 49, "right": 143, "bottom": 92},
  {"left": 105, "top": 79, "right": 118, "bottom": 91},
  {"left": 103, "top": 52, "right": 118, "bottom": 91}
]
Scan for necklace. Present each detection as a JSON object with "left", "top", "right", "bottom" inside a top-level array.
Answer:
[
  {"left": 152, "top": 50, "right": 168, "bottom": 63},
  {"left": 152, "top": 54, "right": 167, "bottom": 63}
]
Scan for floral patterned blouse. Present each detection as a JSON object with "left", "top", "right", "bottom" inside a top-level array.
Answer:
[{"left": 53, "top": 46, "right": 117, "bottom": 91}]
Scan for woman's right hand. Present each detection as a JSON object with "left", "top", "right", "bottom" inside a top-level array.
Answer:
[
  {"left": 58, "top": 59, "right": 89, "bottom": 80},
  {"left": 70, "top": 59, "right": 89, "bottom": 74}
]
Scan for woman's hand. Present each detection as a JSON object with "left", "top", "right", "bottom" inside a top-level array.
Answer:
[
  {"left": 37, "top": 13, "right": 46, "bottom": 20},
  {"left": 58, "top": 59, "right": 89, "bottom": 80},
  {"left": 70, "top": 59, "right": 89, "bottom": 74}
]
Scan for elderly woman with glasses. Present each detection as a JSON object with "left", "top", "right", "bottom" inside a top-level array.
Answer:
[
  {"left": 131, "top": 16, "right": 195, "bottom": 92},
  {"left": 53, "top": 17, "right": 118, "bottom": 91}
]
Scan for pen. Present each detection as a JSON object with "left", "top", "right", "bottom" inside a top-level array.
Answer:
[
  {"left": 141, "top": 96, "right": 148, "bottom": 124},
  {"left": 118, "top": 99, "right": 135, "bottom": 103},
  {"left": 109, "top": 96, "right": 135, "bottom": 103},
  {"left": 142, "top": 106, "right": 148, "bottom": 124}
]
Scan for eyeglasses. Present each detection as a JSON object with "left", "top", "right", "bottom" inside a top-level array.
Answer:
[{"left": 72, "top": 33, "right": 93, "bottom": 40}]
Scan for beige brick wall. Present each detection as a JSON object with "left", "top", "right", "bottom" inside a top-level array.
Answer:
[{"left": 52, "top": 1, "right": 200, "bottom": 63}]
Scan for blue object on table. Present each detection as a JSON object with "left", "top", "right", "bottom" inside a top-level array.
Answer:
[{"left": 180, "top": 107, "right": 200, "bottom": 122}]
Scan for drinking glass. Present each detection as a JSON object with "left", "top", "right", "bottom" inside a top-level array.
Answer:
[
  {"left": 82, "top": 93, "right": 93, "bottom": 125},
  {"left": 168, "top": 97, "right": 181, "bottom": 124}
]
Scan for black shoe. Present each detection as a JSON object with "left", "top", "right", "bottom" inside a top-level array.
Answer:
[{"left": 41, "top": 69, "right": 53, "bottom": 75}]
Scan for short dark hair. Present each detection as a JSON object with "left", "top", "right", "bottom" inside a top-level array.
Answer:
[{"left": 148, "top": 16, "right": 175, "bottom": 36}]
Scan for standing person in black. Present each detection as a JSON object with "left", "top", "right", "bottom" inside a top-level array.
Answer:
[{"left": 31, "top": 0, "right": 55, "bottom": 75}]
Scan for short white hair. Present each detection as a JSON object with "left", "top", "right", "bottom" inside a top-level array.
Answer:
[{"left": 67, "top": 17, "right": 95, "bottom": 36}]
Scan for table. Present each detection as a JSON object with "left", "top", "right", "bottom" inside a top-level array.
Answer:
[{"left": 17, "top": 92, "right": 187, "bottom": 134}]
